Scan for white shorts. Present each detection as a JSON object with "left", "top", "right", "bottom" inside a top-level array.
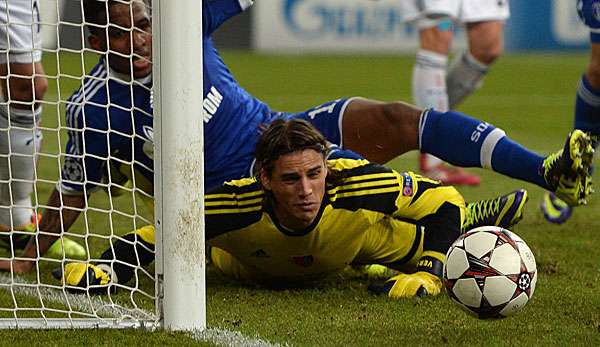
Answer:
[
  {"left": 0, "top": 0, "right": 42, "bottom": 64},
  {"left": 400, "top": 0, "right": 510, "bottom": 29}
]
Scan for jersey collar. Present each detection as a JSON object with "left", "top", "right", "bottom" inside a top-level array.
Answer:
[
  {"left": 266, "top": 195, "right": 329, "bottom": 237},
  {"left": 104, "top": 59, "right": 152, "bottom": 85}
]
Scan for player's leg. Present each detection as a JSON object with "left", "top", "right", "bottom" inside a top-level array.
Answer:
[
  {"left": 446, "top": 20, "right": 503, "bottom": 108},
  {"left": 0, "top": 116, "right": 42, "bottom": 233},
  {"left": 410, "top": 11, "right": 481, "bottom": 185},
  {"left": 542, "top": 0, "right": 600, "bottom": 223},
  {"left": 446, "top": 0, "right": 509, "bottom": 108},
  {"left": 0, "top": 0, "right": 48, "bottom": 233},
  {"left": 415, "top": 23, "right": 482, "bottom": 184},
  {"left": 339, "top": 98, "right": 593, "bottom": 205}
]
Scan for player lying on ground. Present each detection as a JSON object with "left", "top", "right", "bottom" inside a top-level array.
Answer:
[
  {"left": 53, "top": 119, "right": 529, "bottom": 298},
  {"left": 0, "top": 0, "right": 593, "bottom": 271}
]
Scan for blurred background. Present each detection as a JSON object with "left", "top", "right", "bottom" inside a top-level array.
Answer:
[{"left": 42, "top": 0, "right": 589, "bottom": 53}]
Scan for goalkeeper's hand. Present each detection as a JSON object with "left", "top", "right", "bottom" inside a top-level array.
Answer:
[
  {"left": 368, "top": 271, "right": 443, "bottom": 299},
  {"left": 52, "top": 263, "right": 114, "bottom": 294}
]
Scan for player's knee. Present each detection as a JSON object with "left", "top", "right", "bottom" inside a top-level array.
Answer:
[
  {"left": 469, "top": 44, "right": 503, "bottom": 65},
  {"left": 34, "top": 76, "right": 48, "bottom": 101},
  {"left": 419, "top": 27, "right": 453, "bottom": 54},
  {"left": 6, "top": 75, "right": 47, "bottom": 104}
]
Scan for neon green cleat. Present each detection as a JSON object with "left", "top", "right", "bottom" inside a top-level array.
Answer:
[
  {"left": 463, "top": 189, "right": 529, "bottom": 232},
  {"left": 540, "top": 192, "right": 573, "bottom": 224},
  {"left": 542, "top": 130, "right": 594, "bottom": 206},
  {"left": 0, "top": 213, "right": 87, "bottom": 259},
  {"left": 46, "top": 237, "right": 87, "bottom": 260}
]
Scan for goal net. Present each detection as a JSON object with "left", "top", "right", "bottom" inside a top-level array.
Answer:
[{"left": 0, "top": 0, "right": 205, "bottom": 330}]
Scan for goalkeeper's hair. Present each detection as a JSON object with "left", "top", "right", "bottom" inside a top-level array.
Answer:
[
  {"left": 83, "top": 0, "right": 150, "bottom": 35},
  {"left": 255, "top": 118, "right": 329, "bottom": 178}
]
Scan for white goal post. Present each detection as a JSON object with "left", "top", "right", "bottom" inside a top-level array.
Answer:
[
  {"left": 153, "top": 0, "right": 206, "bottom": 331},
  {"left": 0, "top": 0, "right": 205, "bottom": 330}
]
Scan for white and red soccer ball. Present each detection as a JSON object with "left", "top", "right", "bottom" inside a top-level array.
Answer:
[{"left": 443, "top": 226, "right": 537, "bottom": 319}]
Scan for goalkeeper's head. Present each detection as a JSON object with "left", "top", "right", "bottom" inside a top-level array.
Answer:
[
  {"left": 83, "top": 0, "right": 152, "bottom": 79},
  {"left": 256, "top": 119, "right": 331, "bottom": 231}
]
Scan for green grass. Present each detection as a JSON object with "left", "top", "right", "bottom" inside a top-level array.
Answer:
[{"left": 0, "top": 50, "right": 599, "bottom": 345}]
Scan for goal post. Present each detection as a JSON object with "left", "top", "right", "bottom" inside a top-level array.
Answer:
[
  {"left": 153, "top": 0, "right": 206, "bottom": 331},
  {"left": 0, "top": 0, "right": 205, "bottom": 330}
]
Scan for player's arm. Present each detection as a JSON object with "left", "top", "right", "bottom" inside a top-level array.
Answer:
[
  {"left": 203, "top": 0, "right": 254, "bottom": 36},
  {"left": 0, "top": 188, "right": 85, "bottom": 273},
  {"left": 386, "top": 171, "right": 464, "bottom": 298},
  {"left": 53, "top": 178, "right": 264, "bottom": 290}
]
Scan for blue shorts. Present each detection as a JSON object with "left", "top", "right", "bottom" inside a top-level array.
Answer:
[
  {"left": 578, "top": 0, "right": 600, "bottom": 42},
  {"left": 243, "top": 98, "right": 356, "bottom": 180},
  {"left": 284, "top": 97, "right": 354, "bottom": 147}
]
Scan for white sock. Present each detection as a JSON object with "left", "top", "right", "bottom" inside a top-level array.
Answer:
[
  {"left": 447, "top": 51, "right": 489, "bottom": 108},
  {"left": 412, "top": 49, "right": 448, "bottom": 169},
  {"left": 412, "top": 49, "right": 449, "bottom": 111},
  {"left": 0, "top": 107, "right": 42, "bottom": 226}
]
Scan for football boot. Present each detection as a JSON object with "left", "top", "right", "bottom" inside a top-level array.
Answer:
[
  {"left": 0, "top": 213, "right": 86, "bottom": 259},
  {"left": 463, "top": 189, "right": 528, "bottom": 232},
  {"left": 542, "top": 130, "right": 594, "bottom": 206},
  {"left": 540, "top": 192, "right": 573, "bottom": 224}
]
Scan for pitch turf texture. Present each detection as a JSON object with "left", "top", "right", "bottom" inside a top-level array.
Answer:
[{"left": 0, "top": 51, "right": 599, "bottom": 346}]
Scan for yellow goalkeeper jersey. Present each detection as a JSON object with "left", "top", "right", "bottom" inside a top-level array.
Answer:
[{"left": 205, "top": 158, "right": 465, "bottom": 283}]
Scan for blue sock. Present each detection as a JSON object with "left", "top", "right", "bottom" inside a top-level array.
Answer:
[
  {"left": 575, "top": 75, "right": 600, "bottom": 145},
  {"left": 420, "top": 109, "right": 548, "bottom": 189}
]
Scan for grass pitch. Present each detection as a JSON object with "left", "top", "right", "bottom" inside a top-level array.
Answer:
[{"left": 0, "top": 50, "right": 598, "bottom": 346}]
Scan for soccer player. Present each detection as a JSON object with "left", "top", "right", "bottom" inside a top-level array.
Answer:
[
  {"left": 0, "top": 0, "right": 83, "bottom": 257},
  {"left": 0, "top": 0, "right": 593, "bottom": 274},
  {"left": 53, "top": 119, "right": 528, "bottom": 298},
  {"left": 541, "top": 0, "right": 600, "bottom": 224},
  {"left": 399, "top": 0, "right": 509, "bottom": 185}
]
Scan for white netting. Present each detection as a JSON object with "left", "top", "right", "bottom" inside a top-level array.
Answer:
[{"left": 0, "top": 0, "right": 161, "bottom": 329}]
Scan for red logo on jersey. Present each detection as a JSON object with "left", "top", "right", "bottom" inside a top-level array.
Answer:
[
  {"left": 402, "top": 173, "right": 414, "bottom": 196},
  {"left": 291, "top": 255, "right": 314, "bottom": 267}
]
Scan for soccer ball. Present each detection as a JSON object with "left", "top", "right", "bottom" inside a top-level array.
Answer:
[{"left": 443, "top": 226, "right": 537, "bottom": 319}]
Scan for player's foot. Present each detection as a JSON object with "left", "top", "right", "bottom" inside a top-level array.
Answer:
[
  {"left": 0, "top": 213, "right": 42, "bottom": 249},
  {"left": 540, "top": 192, "right": 573, "bottom": 224},
  {"left": 420, "top": 154, "right": 481, "bottom": 186},
  {"left": 0, "top": 213, "right": 87, "bottom": 259},
  {"left": 462, "top": 189, "right": 529, "bottom": 232},
  {"left": 542, "top": 130, "right": 594, "bottom": 206}
]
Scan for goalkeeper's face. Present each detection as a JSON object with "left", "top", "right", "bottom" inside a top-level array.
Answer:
[
  {"left": 261, "top": 149, "right": 327, "bottom": 231},
  {"left": 91, "top": 1, "right": 152, "bottom": 78}
]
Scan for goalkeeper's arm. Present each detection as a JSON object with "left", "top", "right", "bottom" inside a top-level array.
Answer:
[
  {"left": 370, "top": 197, "right": 464, "bottom": 298},
  {"left": 54, "top": 225, "right": 156, "bottom": 289},
  {"left": 0, "top": 188, "right": 85, "bottom": 273}
]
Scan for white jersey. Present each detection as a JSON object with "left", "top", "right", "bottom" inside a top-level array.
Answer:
[
  {"left": 400, "top": 0, "right": 510, "bottom": 28},
  {"left": 0, "top": 0, "right": 42, "bottom": 64}
]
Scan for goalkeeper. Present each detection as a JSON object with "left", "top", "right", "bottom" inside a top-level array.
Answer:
[
  {"left": 0, "top": 0, "right": 592, "bottom": 273},
  {"left": 53, "top": 119, "right": 528, "bottom": 298}
]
